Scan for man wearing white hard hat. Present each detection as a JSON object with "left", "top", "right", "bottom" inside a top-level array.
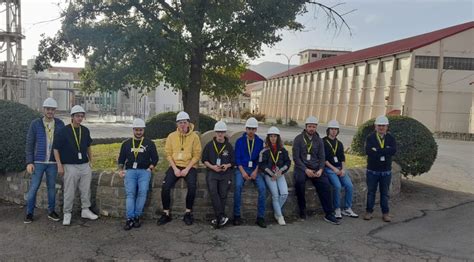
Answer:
[
  {"left": 24, "top": 98, "right": 65, "bottom": 223},
  {"left": 323, "top": 120, "right": 358, "bottom": 220},
  {"left": 53, "top": 105, "right": 98, "bottom": 226},
  {"left": 202, "top": 121, "right": 235, "bottom": 229},
  {"left": 364, "top": 115, "right": 397, "bottom": 222},
  {"left": 158, "top": 111, "right": 201, "bottom": 226},
  {"left": 258, "top": 126, "right": 291, "bottom": 225},
  {"left": 118, "top": 118, "right": 159, "bottom": 230},
  {"left": 233, "top": 117, "right": 267, "bottom": 228},
  {"left": 292, "top": 116, "right": 339, "bottom": 225}
]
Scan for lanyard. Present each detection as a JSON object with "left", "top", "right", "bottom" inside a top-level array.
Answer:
[
  {"left": 71, "top": 125, "right": 81, "bottom": 151},
  {"left": 132, "top": 138, "right": 144, "bottom": 160},
  {"left": 179, "top": 134, "right": 186, "bottom": 151},
  {"left": 247, "top": 138, "right": 255, "bottom": 158},
  {"left": 270, "top": 149, "right": 280, "bottom": 166},
  {"left": 325, "top": 138, "right": 339, "bottom": 156},
  {"left": 376, "top": 133, "right": 385, "bottom": 149},
  {"left": 303, "top": 135, "right": 313, "bottom": 153},
  {"left": 213, "top": 140, "right": 226, "bottom": 156},
  {"left": 44, "top": 121, "right": 54, "bottom": 141}
]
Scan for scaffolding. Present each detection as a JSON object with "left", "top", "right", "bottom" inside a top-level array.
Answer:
[{"left": 0, "top": 0, "right": 26, "bottom": 102}]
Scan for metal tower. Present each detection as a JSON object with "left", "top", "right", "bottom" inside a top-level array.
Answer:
[{"left": 0, "top": 0, "right": 26, "bottom": 101}]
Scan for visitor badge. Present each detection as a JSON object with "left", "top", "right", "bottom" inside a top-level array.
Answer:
[
  {"left": 306, "top": 154, "right": 311, "bottom": 161},
  {"left": 216, "top": 158, "right": 221, "bottom": 166},
  {"left": 177, "top": 152, "right": 183, "bottom": 160},
  {"left": 333, "top": 156, "right": 339, "bottom": 163},
  {"left": 78, "top": 153, "right": 82, "bottom": 160},
  {"left": 248, "top": 161, "right": 253, "bottom": 168},
  {"left": 133, "top": 162, "right": 138, "bottom": 169},
  {"left": 380, "top": 156, "right": 385, "bottom": 162}
]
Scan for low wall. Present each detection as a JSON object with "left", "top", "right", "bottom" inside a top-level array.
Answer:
[{"left": 0, "top": 164, "right": 401, "bottom": 222}]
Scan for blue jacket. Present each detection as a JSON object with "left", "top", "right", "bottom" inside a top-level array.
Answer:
[
  {"left": 234, "top": 133, "right": 264, "bottom": 170},
  {"left": 25, "top": 117, "right": 65, "bottom": 164}
]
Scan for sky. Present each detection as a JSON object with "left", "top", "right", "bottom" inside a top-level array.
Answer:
[{"left": 17, "top": 0, "right": 474, "bottom": 68}]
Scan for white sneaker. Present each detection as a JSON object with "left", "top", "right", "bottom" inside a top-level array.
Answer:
[
  {"left": 81, "top": 208, "right": 99, "bottom": 220},
  {"left": 277, "top": 216, "right": 286, "bottom": 226},
  {"left": 342, "top": 208, "right": 359, "bottom": 218},
  {"left": 274, "top": 214, "right": 279, "bottom": 223},
  {"left": 63, "top": 213, "right": 71, "bottom": 226},
  {"left": 334, "top": 208, "right": 342, "bottom": 219}
]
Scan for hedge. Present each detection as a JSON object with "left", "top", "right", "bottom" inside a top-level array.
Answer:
[
  {"left": 145, "top": 111, "right": 216, "bottom": 139},
  {"left": 351, "top": 116, "right": 438, "bottom": 177}
]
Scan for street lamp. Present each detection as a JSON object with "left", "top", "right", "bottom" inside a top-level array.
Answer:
[{"left": 276, "top": 52, "right": 301, "bottom": 124}]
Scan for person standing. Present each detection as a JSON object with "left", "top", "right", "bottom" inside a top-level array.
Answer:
[
  {"left": 53, "top": 105, "right": 98, "bottom": 226},
  {"left": 364, "top": 115, "right": 397, "bottom": 222},
  {"left": 24, "top": 98, "right": 65, "bottom": 223},
  {"left": 118, "top": 118, "right": 159, "bottom": 230}
]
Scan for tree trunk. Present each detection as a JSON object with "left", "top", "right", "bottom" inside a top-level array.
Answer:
[{"left": 183, "top": 47, "right": 204, "bottom": 130}]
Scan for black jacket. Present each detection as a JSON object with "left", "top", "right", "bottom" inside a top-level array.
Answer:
[
  {"left": 365, "top": 132, "right": 397, "bottom": 172},
  {"left": 202, "top": 137, "right": 235, "bottom": 175},
  {"left": 259, "top": 145, "right": 291, "bottom": 177},
  {"left": 323, "top": 136, "right": 346, "bottom": 168},
  {"left": 292, "top": 130, "right": 325, "bottom": 172},
  {"left": 118, "top": 137, "right": 159, "bottom": 170},
  {"left": 53, "top": 124, "right": 92, "bottom": 165}
]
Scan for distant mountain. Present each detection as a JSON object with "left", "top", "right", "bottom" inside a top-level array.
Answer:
[{"left": 249, "top": 62, "right": 298, "bottom": 79}]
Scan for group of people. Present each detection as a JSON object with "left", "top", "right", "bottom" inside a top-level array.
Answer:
[{"left": 24, "top": 98, "right": 397, "bottom": 230}]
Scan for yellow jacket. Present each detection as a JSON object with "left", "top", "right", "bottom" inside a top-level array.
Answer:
[{"left": 165, "top": 123, "right": 202, "bottom": 168}]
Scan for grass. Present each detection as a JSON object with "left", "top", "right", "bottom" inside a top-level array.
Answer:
[{"left": 92, "top": 140, "right": 366, "bottom": 171}]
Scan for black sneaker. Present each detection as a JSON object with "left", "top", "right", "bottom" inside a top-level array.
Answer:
[
  {"left": 157, "top": 213, "right": 172, "bottom": 225},
  {"left": 183, "top": 212, "right": 194, "bottom": 225},
  {"left": 233, "top": 216, "right": 242, "bottom": 226},
  {"left": 324, "top": 214, "right": 341, "bottom": 225},
  {"left": 133, "top": 217, "right": 141, "bottom": 228},
  {"left": 299, "top": 211, "right": 307, "bottom": 220},
  {"left": 256, "top": 217, "right": 267, "bottom": 228},
  {"left": 24, "top": 214, "right": 33, "bottom": 224},
  {"left": 48, "top": 211, "right": 60, "bottom": 222},
  {"left": 219, "top": 216, "right": 229, "bottom": 227},
  {"left": 124, "top": 219, "right": 134, "bottom": 230}
]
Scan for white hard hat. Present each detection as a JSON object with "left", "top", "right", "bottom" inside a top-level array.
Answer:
[
  {"left": 42, "top": 97, "right": 58, "bottom": 108},
  {"left": 70, "top": 105, "right": 86, "bottom": 115},
  {"left": 176, "top": 111, "right": 190, "bottom": 121},
  {"left": 267, "top": 126, "right": 280, "bottom": 135},
  {"left": 327, "top": 120, "right": 340, "bottom": 129},
  {"left": 375, "top": 115, "right": 389, "bottom": 125},
  {"left": 305, "top": 116, "right": 319, "bottom": 125},
  {"left": 214, "top": 121, "right": 227, "bottom": 131},
  {"left": 132, "top": 118, "right": 146, "bottom": 128},
  {"left": 245, "top": 117, "right": 258, "bottom": 128}
]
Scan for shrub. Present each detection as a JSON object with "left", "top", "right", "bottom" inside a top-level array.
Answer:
[
  {"left": 287, "top": 119, "right": 298, "bottom": 127},
  {"left": 276, "top": 118, "right": 283, "bottom": 125},
  {"left": 146, "top": 112, "right": 216, "bottom": 139},
  {"left": 253, "top": 113, "right": 266, "bottom": 122},
  {"left": 240, "top": 110, "right": 265, "bottom": 122},
  {"left": 0, "top": 100, "right": 41, "bottom": 172},
  {"left": 351, "top": 116, "right": 438, "bottom": 177},
  {"left": 240, "top": 110, "right": 252, "bottom": 120}
]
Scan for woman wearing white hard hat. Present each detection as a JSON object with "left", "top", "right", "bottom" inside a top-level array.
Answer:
[
  {"left": 323, "top": 120, "right": 358, "bottom": 219},
  {"left": 364, "top": 115, "right": 397, "bottom": 223},
  {"left": 117, "top": 118, "right": 159, "bottom": 230},
  {"left": 258, "top": 126, "right": 291, "bottom": 225},
  {"left": 24, "top": 98, "right": 65, "bottom": 224},
  {"left": 53, "top": 105, "right": 98, "bottom": 226},
  {"left": 202, "top": 121, "right": 235, "bottom": 228}
]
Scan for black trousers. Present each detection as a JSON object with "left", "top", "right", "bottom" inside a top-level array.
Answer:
[
  {"left": 161, "top": 166, "right": 197, "bottom": 210},
  {"left": 294, "top": 170, "right": 333, "bottom": 215},
  {"left": 206, "top": 171, "right": 232, "bottom": 219}
]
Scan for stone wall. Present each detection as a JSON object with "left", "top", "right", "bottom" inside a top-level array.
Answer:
[{"left": 0, "top": 164, "right": 401, "bottom": 221}]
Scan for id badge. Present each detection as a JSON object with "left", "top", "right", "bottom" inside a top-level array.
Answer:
[
  {"left": 216, "top": 158, "right": 221, "bottom": 166},
  {"left": 133, "top": 162, "right": 138, "bottom": 169},
  {"left": 78, "top": 152, "right": 82, "bottom": 160},
  {"left": 306, "top": 154, "right": 311, "bottom": 161},
  {"left": 333, "top": 156, "right": 339, "bottom": 163},
  {"left": 380, "top": 156, "right": 386, "bottom": 162},
  {"left": 248, "top": 161, "right": 253, "bottom": 168},
  {"left": 177, "top": 152, "right": 183, "bottom": 160}
]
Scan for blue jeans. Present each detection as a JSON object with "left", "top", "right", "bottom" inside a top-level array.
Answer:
[
  {"left": 325, "top": 167, "right": 354, "bottom": 209},
  {"left": 366, "top": 170, "right": 392, "bottom": 214},
  {"left": 233, "top": 167, "right": 266, "bottom": 218},
  {"left": 264, "top": 175, "right": 288, "bottom": 217},
  {"left": 26, "top": 163, "right": 58, "bottom": 215},
  {"left": 124, "top": 169, "right": 152, "bottom": 219}
]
